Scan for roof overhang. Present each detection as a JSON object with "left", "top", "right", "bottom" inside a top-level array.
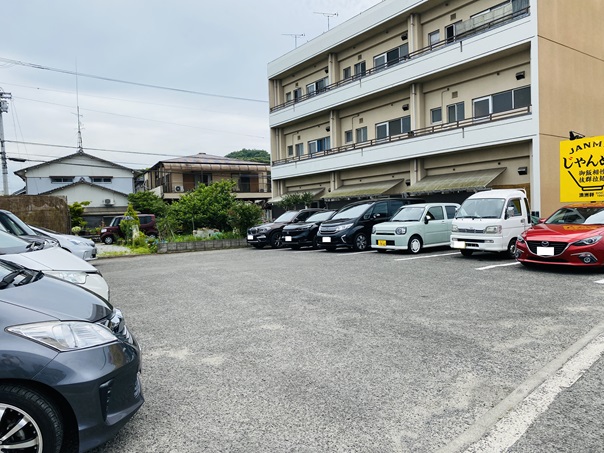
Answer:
[
  {"left": 321, "top": 180, "right": 403, "bottom": 201},
  {"left": 270, "top": 188, "right": 325, "bottom": 204},
  {"left": 404, "top": 168, "right": 506, "bottom": 195},
  {"left": 161, "top": 162, "right": 269, "bottom": 173}
]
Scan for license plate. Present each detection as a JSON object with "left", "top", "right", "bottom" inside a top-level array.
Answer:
[
  {"left": 322, "top": 237, "right": 331, "bottom": 243},
  {"left": 536, "top": 246, "right": 554, "bottom": 256},
  {"left": 247, "top": 235, "right": 253, "bottom": 240},
  {"left": 284, "top": 236, "right": 292, "bottom": 242},
  {"left": 377, "top": 240, "right": 386, "bottom": 246},
  {"left": 452, "top": 240, "right": 466, "bottom": 249}
]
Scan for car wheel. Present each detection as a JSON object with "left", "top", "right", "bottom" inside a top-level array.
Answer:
[
  {"left": 408, "top": 235, "right": 423, "bottom": 254},
  {"left": 0, "top": 384, "right": 63, "bottom": 453},
  {"left": 353, "top": 233, "right": 369, "bottom": 251},
  {"left": 147, "top": 233, "right": 157, "bottom": 239},
  {"left": 460, "top": 249, "right": 474, "bottom": 257},
  {"left": 502, "top": 239, "right": 517, "bottom": 258},
  {"left": 269, "top": 232, "right": 283, "bottom": 249},
  {"left": 312, "top": 237, "right": 320, "bottom": 249},
  {"left": 103, "top": 235, "right": 115, "bottom": 245}
]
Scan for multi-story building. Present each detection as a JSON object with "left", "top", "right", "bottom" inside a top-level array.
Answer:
[{"left": 268, "top": 0, "right": 604, "bottom": 215}]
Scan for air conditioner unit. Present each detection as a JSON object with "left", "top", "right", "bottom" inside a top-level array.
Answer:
[
  {"left": 174, "top": 185, "right": 183, "bottom": 192},
  {"left": 103, "top": 198, "right": 115, "bottom": 205}
]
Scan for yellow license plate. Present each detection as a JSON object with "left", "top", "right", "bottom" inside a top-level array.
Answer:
[{"left": 377, "top": 240, "right": 386, "bottom": 246}]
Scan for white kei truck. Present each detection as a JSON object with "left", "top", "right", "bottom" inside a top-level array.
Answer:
[{"left": 450, "top": 189, "right": 532, "bottom": 258}]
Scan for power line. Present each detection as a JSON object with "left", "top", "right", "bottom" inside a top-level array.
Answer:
[{"left": 0, "top": 56, "right": 268, "bottom": 104}]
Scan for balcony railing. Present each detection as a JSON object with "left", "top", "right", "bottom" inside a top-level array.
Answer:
[
  {"left": 273, "top": 106, "right": 532, "bottom": 166},
  {"left": 270, "top": 6, "right": 530, "bottom": 113}
]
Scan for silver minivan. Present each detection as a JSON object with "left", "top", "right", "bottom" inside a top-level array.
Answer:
[{"left": 371, "top": 203, "right": 460, "bottom": 254}]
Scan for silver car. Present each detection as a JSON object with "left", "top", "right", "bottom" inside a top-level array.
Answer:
[{"left": 29, "top": 225, "right": 97, "bottom": 261}]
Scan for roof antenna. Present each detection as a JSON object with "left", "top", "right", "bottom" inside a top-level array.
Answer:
[
  {"left": 314, "top": 12, "right": 338, "bottom": 31},
  {"left": 75, "top": 60, "right": 84, "bottom": 154},
  {"left": 282, "top": 33, "right": 305, "bottom": 49}
]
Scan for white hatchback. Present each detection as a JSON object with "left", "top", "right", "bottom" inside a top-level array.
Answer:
[{"left": 371, "top": 203, "right": 460, "bottom": 254}]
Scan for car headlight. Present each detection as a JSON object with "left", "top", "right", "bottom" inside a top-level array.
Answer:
[
  {"left": 69, "top": 239, "right": 85, "bottom": 246},
  {"left": 516, "top": 235, "right": 526, "bottom": 244},
  {"left": 573, "top": 235, "right": 602, "bottom": 246},
  {"left": 44, "top": 270, "right": 88, "bottom": 284},
  {"left": 451, "top": 225, "right": 459, "bottom": 232},
  {"left": 7, "top": 321, "right": 117, "bottom": 351},
  {"left": 334, "top": 223, "right": 353, "bottom": 232},
  {"left": 100, "top": 228, "right": 108, "bottom": 233},
  {"left": 257, "top": 226, "right": 271, "bottom": 233},
  {"left": 484, "top": 225, "right": 502, "bottom": 234},
  {"left": 395, "top": 227, "right": 407, "bottom": 235}
]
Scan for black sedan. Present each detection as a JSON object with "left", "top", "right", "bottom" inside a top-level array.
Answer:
[{"left": 0, "top": 259, "right": 143, "bottom": 452}]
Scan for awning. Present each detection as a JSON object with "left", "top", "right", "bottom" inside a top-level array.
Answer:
[
  {"left": 321, "top": 180, "right": 403, "bottom": 200},
  {"left": 404, "top": 168, "right": 506, "bottom": 195},
  {"left": 269, "top": 188, "right": 325, "bottom": 203}
]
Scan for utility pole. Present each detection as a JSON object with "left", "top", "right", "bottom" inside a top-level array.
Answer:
[{"left": 0, "top": 91, "right": 12, "bottom": 196}]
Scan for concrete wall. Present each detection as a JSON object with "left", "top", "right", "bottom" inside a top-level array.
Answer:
[{"left": 0, "top": 195, "right": 70, "bottom": 233}]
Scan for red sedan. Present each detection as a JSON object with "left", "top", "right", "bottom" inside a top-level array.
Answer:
[{"left": 515, "top": 203, "right": 604, "bottom": 267}]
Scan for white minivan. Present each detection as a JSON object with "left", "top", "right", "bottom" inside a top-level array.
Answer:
[
  {"left": 371, "top": 203, "right": 460, "bottom": 254},
  {"left": 450, "top": 189, "right": 532, "bottom": 257}
]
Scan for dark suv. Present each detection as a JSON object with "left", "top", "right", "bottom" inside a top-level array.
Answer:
[
  {"left": 247, "top": 208, "right": 326, "bottom": 249},
  {"left": 100, "top": 214, "right": 158, "bottom": 244},
  {"left": 316, "top": 198, "right": 425, "bottom": 251},
  {"left": 282, "top": 210, "right": 336, "bottom": 249}
]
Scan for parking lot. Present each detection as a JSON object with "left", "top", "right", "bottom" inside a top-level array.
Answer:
[{"left": 91, "top": 247, "right": 604, "bottom": 452}]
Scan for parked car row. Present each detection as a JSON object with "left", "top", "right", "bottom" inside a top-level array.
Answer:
[
  {"left": 248, "top": 190, "right": 604, "bottom": 269},
  {"left": 0, "top": 210, "right": 143, "bottom": 452}
]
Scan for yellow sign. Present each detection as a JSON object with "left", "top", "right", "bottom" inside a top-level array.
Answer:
[{"left": 560, "top": 135, "right": 604, "bottom": 202}]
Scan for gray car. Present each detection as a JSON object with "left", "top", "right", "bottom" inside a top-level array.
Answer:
[{"left": 0, "top": 259, "right": 143, "bottom": 452}]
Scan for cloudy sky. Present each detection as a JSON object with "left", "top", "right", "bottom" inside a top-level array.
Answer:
[{"left": 0, "top": 0, "right": 382, "bottom": 192}]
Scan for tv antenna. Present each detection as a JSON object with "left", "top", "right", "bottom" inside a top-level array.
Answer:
[
  {"left": 314, "top": 12, "right": 338, "bottom": 31},
  {"left": 282, "top": 33, "right": 305, "bottom": 49}
]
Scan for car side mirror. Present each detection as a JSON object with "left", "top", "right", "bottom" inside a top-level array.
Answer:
[
  {"left": 424, "top": 217, "right": 430, "bottom": 224},
  {"left": 505, "top": 206, "right": 515, "bottom": 219}
]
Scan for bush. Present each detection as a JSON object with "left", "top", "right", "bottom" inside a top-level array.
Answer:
[{"left": 227, "top": 202, "right": 263, "bottom": 236}]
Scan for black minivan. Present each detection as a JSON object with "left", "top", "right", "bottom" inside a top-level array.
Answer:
[{"left": 316, "top": 198, "right": 424, "bottom": 251}]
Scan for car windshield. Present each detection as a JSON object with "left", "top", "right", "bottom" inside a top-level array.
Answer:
[
  {"left": 545, "top": 206, "right": 604, "bottom": 225},
  {"left": 0, "top": 212, "right": 37, "bottom": 236},
  {"left": 391, "top": 206, "right": 424, "bottom": 222},
  {"left": 306, "top": 211, "right": 335, "bottom": 222},
  {"left": 456, "top": 198, "right": 504, "bottom": 219},
  {"left": 332, "top": 203, "right": 372, "bottom": 220},
  {"left": 274, "top": 211, "right": 299, "bottom": 223}
]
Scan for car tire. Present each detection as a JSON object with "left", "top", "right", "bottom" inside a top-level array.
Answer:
[
  {"left": 147, "top": 233, "right": 157, "bottom": 239},
  {"left": 312, "top": 237, "right": 321, "bottom": 249},
  {"left": 269, "top": 232, "right": 283, "bottom": 249},
  {"left": 0, "top": 384, "right": 63, "bottom": 453},
  {"left": 353, "top": 233, "right": 369, "bottom": 251},
  {"left": 103, "top": 235, "right": 115, "bottom": 245},
  {"left": 502, "top": 239, "right": 517, "bottom": 258},
  {"left": 252, "top": 244, "right": 265, "bottom": 249},
  {"left": 460, "top": 249, "right": 474, "bottom": 257},
  {"left": 408, "top": 235, "right": 423, "bottom": 254}
]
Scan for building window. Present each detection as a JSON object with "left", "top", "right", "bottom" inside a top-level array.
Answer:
[
  {"left": 91, "top": 177, "right": 112, "bottom": 183},
  {"left": 447, "top": 102, "right": 465, "bottom": 122},
  {"left": 293, "top": 88, "right": 302, "bottom": 101},
  {"left": 307, "top": 77, "right": 328, "bottom": 96},
  {"left": 356, "top": 127, "right": 368, "bottom": 142},
  {"left": 345, "top": 130, "right": 353, "bottom": 143},
  {"left": 354, "top": 61, "right": 366, "bottom": 78},
  {"left": 194, "top": 174, "right": 212, "bottom": 186},
  {"left": 373, "top": 44, "right": 409, "bottom": 70},
  {"left": 308, "top": 136, "right": 330, "bottom": 155},
  {"left": 445, "top": 24, "right": 458, "bottom": 43},
  {"left": 514, "top": 86, "right": 531, "bottom": 108},
  {"left": 473, "top": 86, "right": 531, "bottom": 118},
  {"left": 285, "top": 92, "right": 292, "bottom": 102},
  {"left": 431, "top": 107, "right": 442, "bottom": 124},
  {"left": 376, "top": 116, "right": 411, "bottom": 139},
  {"left": 343, "top": 66, "right": 351, "bottom": 79},
  {"left": 429, "top": 30, "right": 440, "bottom": 47},
  {"left": 287, "top": 145, "right": 294, "bottom": 157},
  {"left": 295, "top": 143, "right": 304, "bottom": 156},
  {"left": 50, "top": 177, "right": 74, "bottom": 183}
]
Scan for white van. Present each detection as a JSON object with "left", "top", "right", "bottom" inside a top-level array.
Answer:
[{"left": 450, "top": 189, "right": 531, "bottom": 257}]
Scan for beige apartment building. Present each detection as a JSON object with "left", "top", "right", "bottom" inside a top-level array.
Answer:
[{"left": 267, "top": 0, "right": 604, "bottom": 215}]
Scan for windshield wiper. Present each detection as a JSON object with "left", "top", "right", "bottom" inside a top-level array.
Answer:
[
  {"left": 0, "top": 270, "right": 28, "bottom": 289},
  {"left": 17, "top": 270, "right": 44, "bottom": 286}
]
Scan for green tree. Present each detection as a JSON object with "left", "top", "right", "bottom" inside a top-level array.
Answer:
[
  {"left": 127, "top": 191, "right": 168, "bottom": 217},
  {"left": 276, "top": 192, "right": 315, "bottom": 210},
  {"left": 225, "top": 149, "right": 270, "bottom": 164},
  {"left": 227, "top": 201, "right": 263, "bottom": 236},
  {"left": 169, "top": 179, "right": 237, "bottom": 233},
  {"left": 69, "top": 201, "right": 90, "bottom": 229},
  {"left": 120, "top": 204, "right": 140, "bottom": 244}
]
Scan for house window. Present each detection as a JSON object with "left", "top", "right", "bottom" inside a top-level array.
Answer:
[
  {"left": 91, "top": 177, "right": 112, "bottom": 183},
  {"left": 50, "top": 177, "right": 74, "bottom": 183},
  {"left": 431, "top": 107, "right": 442, "bottom": 123},
  {"left": 287, "top": 145, "right": 294, "bottom": 157},
  {"left": 194, "top": 174, "right": 212, "bottom": 186},
  {"left": 343, "top": 66, "right": 352, "bottom": 79},
  {"left": 356, "top": 127, "right": 368, "bottom": 142},
  {"left": 429, "top": 30, "right": 440, "bottom": 47},
  {"left": 376, "top": 116, "right": 411, "bottom": 139},
  {"left": 345, "top": 130, "right": 353, "bottom": 143},
  {"left": 295, "top": 143, "right": 304, "bottom": 156},
  {"left": 354, "top": 61, "right": 366, "bottom": 78},
  {"left": 447, "top": 102, "right": 465, "bottom": 122},
  {"left": 308, "top": 136, "right": 330, "bottom": 155}
]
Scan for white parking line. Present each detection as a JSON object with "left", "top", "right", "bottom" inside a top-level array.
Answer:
[
  {"left": 394, "top": 252, "right": 459, "bottom": 261},
  {"left": 595, "top": 279, "right": 604, "bottom": 284},
  {"left": 476, "top": 262, "right": 521, "bottom": 270}
]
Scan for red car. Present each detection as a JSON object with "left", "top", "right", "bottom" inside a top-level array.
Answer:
[{"left": 515, "top": 203, "right": 604, "bottom": 267}]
